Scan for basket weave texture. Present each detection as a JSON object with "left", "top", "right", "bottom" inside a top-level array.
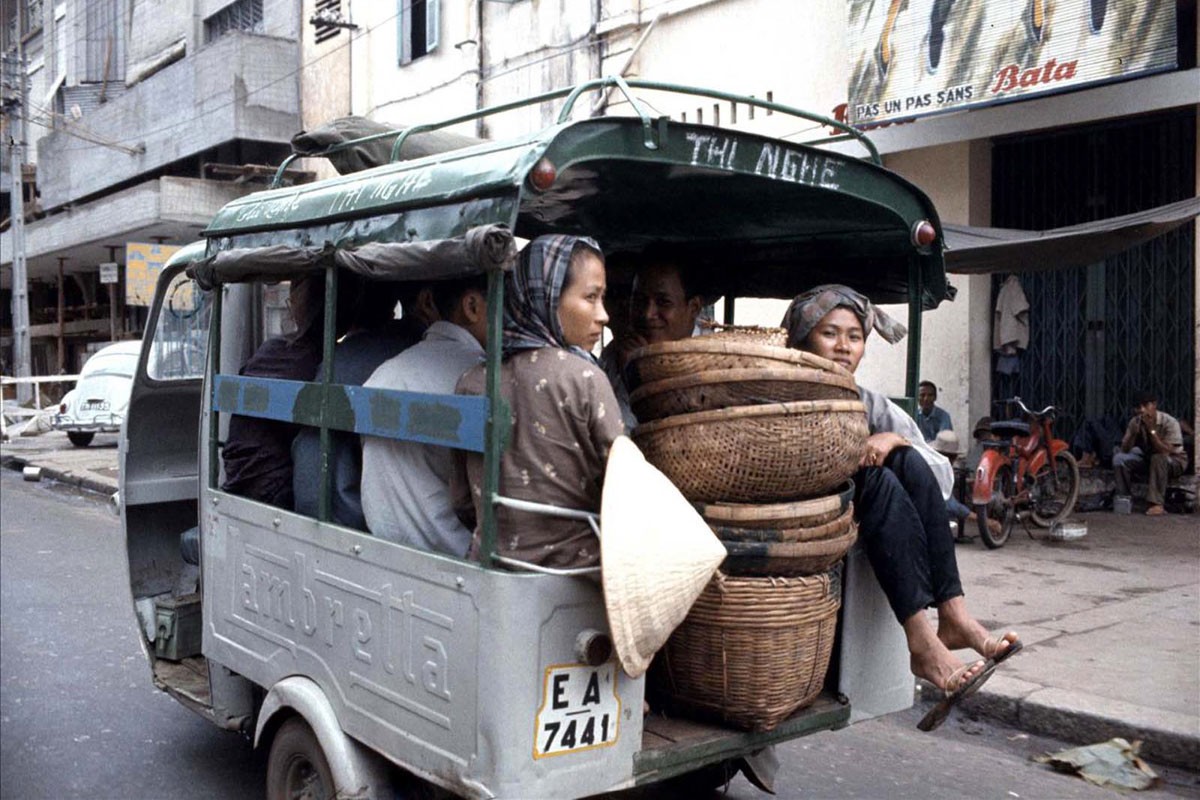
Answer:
[
  {"left": 653, "top": 569, "right": 842, "bottom": 732},
  {"left": 696, "top": 322, "right": 789, "bottom": 347},
  {"left": 627, "top": 339, "right": 849, "bottom": 390},
  {"left": 710, "top": 506, "right": 856, "bottom": 545},
  {"left": 630, "top": 367, "right": 859, "bottom": 421},
  {"left": 720, "top": 519, "right": 858, "bottom": 576},
  {"left": 633, "top": 400, "right": 868, "bottom": 502},
  {"left": 696, "top": 481, "right": 855, "bottom": 530}
]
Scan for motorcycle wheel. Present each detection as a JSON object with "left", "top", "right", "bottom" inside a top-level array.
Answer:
[
  {"left": 976, "top": 464, "right": 1015, "bottom": 549},
  {"left": 1029, "top": 450, "right": 1081, "bottom": 528}
]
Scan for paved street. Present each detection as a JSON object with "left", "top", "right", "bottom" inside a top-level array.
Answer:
[
  {"left": 2, "top": 468, "right": 1199, "bottom": 799},
  {"left": 0, "top": 470, "right": 264, "bottom": 799}
]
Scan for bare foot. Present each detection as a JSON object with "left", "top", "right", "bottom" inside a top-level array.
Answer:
[
  {"left": 936, "top": 597, "right": 1019, "bottom": 661},
  {"left": 1146, "top": 504, "right": 1167, "bottom": 516},
  {"left": 910, "top": 647, "right": 986, "bottom": 693},
  {"left": 904, "top": 609, "right": 988, "bottom": 693}
]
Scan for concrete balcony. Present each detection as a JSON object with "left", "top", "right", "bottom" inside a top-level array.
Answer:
[
  {"left": 1, "top": 176, "right": 262, "bottom": 286},
  {"left": 36, "top": 31, "right": 300, "bottom": 210}
]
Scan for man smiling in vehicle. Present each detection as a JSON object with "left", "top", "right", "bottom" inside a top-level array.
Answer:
[{"left": 601, "top": 257, "right": 706, "bottom": 429}]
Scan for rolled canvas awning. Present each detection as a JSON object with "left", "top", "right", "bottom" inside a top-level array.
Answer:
[{"left": 943, "top": 196, "right": 1200, "bottom": 275}]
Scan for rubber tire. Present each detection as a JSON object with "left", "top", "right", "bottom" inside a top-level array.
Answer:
[
  {"left": 67, "top": 431, "right": 95, "bottom": 447},
  {"left": 976, "top": 464, "right": 1015, "bottom": 549},
  {"left": 266, "top": 717, "right": 335, "bottom": 800},
  {"left": 1028, "top": 450, "right": 1081, "bottom": 528}
]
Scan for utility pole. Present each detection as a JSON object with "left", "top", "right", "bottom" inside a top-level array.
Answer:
[{"left": 3, "top": 7, "right": 32, "bottom": 403}]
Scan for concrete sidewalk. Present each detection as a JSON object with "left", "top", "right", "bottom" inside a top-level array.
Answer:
[{"left": 4, "top": 432, "right": 1198, "bottom": 768}]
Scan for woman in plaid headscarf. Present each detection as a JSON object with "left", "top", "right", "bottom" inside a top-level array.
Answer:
[
  {"left": 456, "top": 235, "right": 624, "bottom": 570},
  {"left": 783, "top": 285, "right": 1021, "bottom": 731}
]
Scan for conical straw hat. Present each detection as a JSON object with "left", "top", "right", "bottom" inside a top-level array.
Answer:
[{"left": 601, "top": 435, "right": 727, "bottom": 678}]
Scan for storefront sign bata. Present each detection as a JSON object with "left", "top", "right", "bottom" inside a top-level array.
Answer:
[{"left": 845, "top": 0, "right": 1178, "bottom": 126}]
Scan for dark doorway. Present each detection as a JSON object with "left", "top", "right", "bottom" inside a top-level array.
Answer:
[{"left": 991, "top": 109, "right": 1195, "bottom": 444}]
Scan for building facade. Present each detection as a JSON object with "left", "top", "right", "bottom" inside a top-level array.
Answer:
[{"left": 2, "top": 0, "right": 302, "bottom": 377}]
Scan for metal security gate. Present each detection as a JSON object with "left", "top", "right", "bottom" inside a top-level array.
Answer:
[{"left": 991, "top": 109, "right": 1195, "bottom": 443}]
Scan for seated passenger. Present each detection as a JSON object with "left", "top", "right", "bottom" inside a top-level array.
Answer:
[
  {"left": 782, "top": 284, "right": 1021, "bottom": 730},
  {"left": 600, "top": 256, "right": 705, "bottom": 429},
  {"left": 456, "top": 235, "right": 622, "bottom": 569},
  {"left": 222, "top": 276, "right": 325, "bottom": 508},
  {"left": 360, "top": 276, "right": 488, "bottom": 554},
  {"left": 291, "top": 275, "right": 417, "bottom": 528}
]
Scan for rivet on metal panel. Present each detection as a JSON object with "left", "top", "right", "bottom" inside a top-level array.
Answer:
[
  {"left": 211, "top": 497, "right": 219, "bottom": 505},
  {"left": 352, "top": 544, "right": 363, "bottom": 555},
  {"left": 273, "top": 517, "right": 281, "bottom": 527},
  {"left": 456, "top": 576, "right": 465, "bottom": 588}
]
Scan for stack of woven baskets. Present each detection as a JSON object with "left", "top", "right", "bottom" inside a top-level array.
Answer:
[{"left": 628, "top": 326, "right": 869, "bottom": 732}]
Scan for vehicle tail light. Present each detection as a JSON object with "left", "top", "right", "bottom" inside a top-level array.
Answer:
[
  {"left": 911, "top": 219, "right": 937, "bottom": 248},
  {"left": 528, "top": 158, "right": 557, "bottom": 192}
]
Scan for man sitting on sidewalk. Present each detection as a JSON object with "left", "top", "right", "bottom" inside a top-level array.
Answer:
[{"left": 1113, "top": 389, "right": 1187, "bottom": 516}]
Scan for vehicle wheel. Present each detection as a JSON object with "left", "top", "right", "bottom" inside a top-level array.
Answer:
[
  {"left": 266, "top": 717, "right": 335, "bottom": 800},
  {"left": 1029, "top": 450, "right": 1080, "bottom": 528},
  {"left": 976, "top": 465, "right": 1015, "bottom": 549},
  {"left": 67, "top": 432, "right": 95, "bottom": 447}
]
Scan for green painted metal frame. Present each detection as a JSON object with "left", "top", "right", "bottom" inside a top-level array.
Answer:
[{"left": 207, "top": 286, "right": 223, "bottom": 491}]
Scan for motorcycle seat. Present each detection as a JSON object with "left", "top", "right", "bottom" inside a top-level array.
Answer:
[{"left": 990, "top": 419, "right": 1031, "bottom": 437}]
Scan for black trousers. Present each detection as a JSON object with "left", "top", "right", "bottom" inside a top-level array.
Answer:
[{"left": 854, "top": 447, "right": 964, "bottom": 623}]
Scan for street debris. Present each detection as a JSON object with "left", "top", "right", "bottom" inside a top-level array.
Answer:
[{"left": 1034, "top": 738, "right": 1159, "bottom": 790}]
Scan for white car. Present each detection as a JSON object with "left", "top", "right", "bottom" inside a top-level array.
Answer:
[{"left": 54, "top": 341, "right": 141, "bottom": 447}]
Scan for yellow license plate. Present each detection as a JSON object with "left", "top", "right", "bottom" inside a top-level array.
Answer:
[{"left": 533, "top": 662, "right": 620, "bottom": 759}]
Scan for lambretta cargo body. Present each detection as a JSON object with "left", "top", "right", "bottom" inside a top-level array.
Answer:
[{"left": 120, "top": 79, "right": 949, "bottom": 799}]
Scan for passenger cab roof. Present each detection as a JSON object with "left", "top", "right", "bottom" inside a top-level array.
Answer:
[{"left": 202, "top": 116, "right": 948, "bottom": 307}]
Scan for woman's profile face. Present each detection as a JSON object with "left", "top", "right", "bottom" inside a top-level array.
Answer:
[
  {"left": 802, "top": 307, "right": 865, "bottom": 374},
  {"left": 558, "top": 249, "right": 609, "bottom": 351}
]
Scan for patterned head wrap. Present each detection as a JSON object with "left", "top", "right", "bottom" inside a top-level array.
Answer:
[
  {"left": 503, "top": 234, "right": 604, "bottom": 361},
  {"left": 781, "top": 284, "right": 907, "bottom": 349}
]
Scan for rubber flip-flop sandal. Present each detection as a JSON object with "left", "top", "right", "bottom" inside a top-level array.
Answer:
[
  {"left": 989, "top": 637, "right": 1024, "bottom": 666},
  {"left": 917, "top": 661, "right": 997, "bottom": 733}
]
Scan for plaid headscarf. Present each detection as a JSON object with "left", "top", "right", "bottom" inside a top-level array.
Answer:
[
  {"left": 781, "top": 284, "right": 907, "bottom": 348},
  {"left": 503, "top": 234, "right": 604, "bottom": 361}
]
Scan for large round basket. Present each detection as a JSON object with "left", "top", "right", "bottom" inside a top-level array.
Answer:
[
  {"left": 630, "top": 367, "right": 859, "bottom": 421},
  {"left": 720, "top": 520, "right": 857, "bottom": 576},
  {"left": 626, "top": 339, "right": 849, "bottom": 390},
  {"left": 652, "top": 568, "right": 842, "bottom": 732},
  {"left": 710, "top": 506, "right": 855, "bottom": 545},
  {"left": 633, "top": 400, "right": 868, "bottom": 502},
  {"left": 695, "top": 481, "right": 855, "bottom": 530}
]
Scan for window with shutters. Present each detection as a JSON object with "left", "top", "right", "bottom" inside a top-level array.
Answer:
[
  {"left": 397, "top": 0, "right": 439, "bottom": 65},
  {"left": 204, "top": 0, "right": 265, "bottom": 44},
  {"left": 311, "top": 0, "right": 343, "bottom": 44},
  {"left": 80, "top": 0, "right": 124, "bottom": 83}
]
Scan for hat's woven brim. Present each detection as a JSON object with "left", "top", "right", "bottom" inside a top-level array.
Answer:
[{"left": 601, "top": 436, "right": 727, "bottom": 678}]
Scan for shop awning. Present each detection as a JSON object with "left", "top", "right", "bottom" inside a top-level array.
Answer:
[{"left": 943, "top": 196, "right": 1200, "bottom": 275}]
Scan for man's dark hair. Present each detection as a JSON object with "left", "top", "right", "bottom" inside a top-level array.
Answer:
[
  {"left": 918, "top": 380, "right": 937, "bottom": 393},
  {"left": 430, "top": 274, "right": 489, "bottom": 320},
  {"left": 1132, "top": 389, "right": 1158, "bottom": 407}
]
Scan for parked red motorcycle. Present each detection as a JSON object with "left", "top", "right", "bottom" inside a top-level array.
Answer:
[{"left": 972, "top": 397, "right": 1080, "bottom": 548}]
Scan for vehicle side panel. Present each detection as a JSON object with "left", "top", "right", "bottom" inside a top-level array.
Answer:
[{"left": 201, "top": 494, "right": 641, "bottom": 799}]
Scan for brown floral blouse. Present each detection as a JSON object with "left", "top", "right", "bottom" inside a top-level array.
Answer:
[{"left": 455, "top": 348, "right": 625, "bottom": 569}]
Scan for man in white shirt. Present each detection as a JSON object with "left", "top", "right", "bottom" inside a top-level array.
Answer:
[{"left": 361, "top": 276, "right": 488, "bottom": 554}]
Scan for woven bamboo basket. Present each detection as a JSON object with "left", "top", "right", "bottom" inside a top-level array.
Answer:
[
  {"left": 710, "top": 506, "right": 856, "bottom": 545},
  {"left": 626, "top": 339, "right": 849, "bottom": 390},
  {"left": 696, "top": 321, "right": 789, "bottom": 347},
  {"left": 652, "top": 568, "right": 842, "bottom": 732},
  {"left": 696, "top": 481, "right": 855, "bottom": 530},
  {"left": 633, "top": 400, "right": 868, "bottom": 502},
  {"left": 720, "top": 520, "right": 858, "bottom": 576},
  {"left": 630, "top": 367, "right": 859, "bottom": 421}
]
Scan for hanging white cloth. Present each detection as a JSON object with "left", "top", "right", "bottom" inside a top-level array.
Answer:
[{"left": 993, "top": 274, "right": 1029, "bottom": 353}]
